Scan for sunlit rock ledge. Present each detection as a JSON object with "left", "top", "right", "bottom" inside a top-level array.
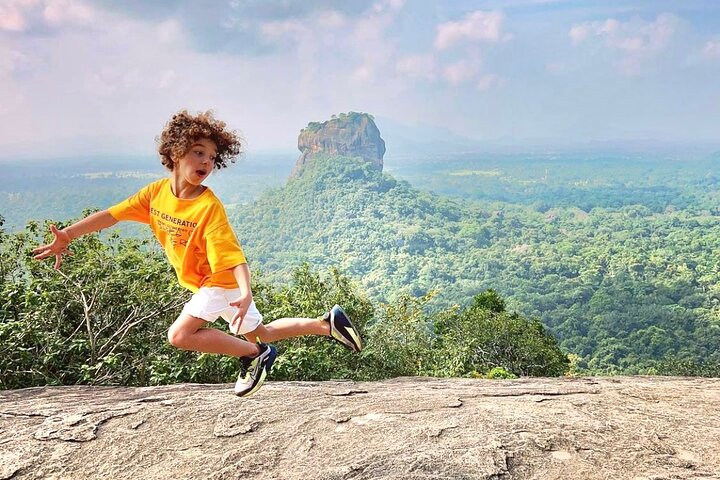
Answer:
[{"left": 1, "top": 376, "right": 719, "bottom": 479}]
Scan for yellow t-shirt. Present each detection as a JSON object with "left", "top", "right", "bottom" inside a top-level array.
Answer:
[{"left": 108, "top": 178, "right": 246, "bottom": 292}]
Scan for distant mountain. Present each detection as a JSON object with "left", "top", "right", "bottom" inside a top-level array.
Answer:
[{"left": 292, "top": 112, "right": 385, "bottom": 178}]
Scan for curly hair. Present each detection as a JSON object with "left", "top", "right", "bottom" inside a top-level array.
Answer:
[{"left": 157, "top": 110, "right": 243, "bottom": 171}]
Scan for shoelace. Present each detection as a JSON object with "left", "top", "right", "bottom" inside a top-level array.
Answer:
[{"left": 239, "top": 357, "right": 253, "bottom": 378}]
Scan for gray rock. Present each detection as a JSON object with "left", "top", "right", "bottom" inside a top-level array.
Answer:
[
  {"left": 292, "top": 112, "right": 386, "bottom": 178},
  {"left": 0, "top": 376, "right": 719, "bottom": 479}
]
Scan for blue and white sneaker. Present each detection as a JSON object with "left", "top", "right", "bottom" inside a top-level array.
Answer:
[
  {"left": 234, "top": 343, "right": 276, "bottom": 397},
  {"left": 323, "top": 305, "right": 363, "bottom": 353}
]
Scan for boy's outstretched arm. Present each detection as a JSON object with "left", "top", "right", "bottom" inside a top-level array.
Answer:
[
  {"left": 32, "top": 210, "right": 118, "bottom": 270},
  {"left": 229, "top": 263, "right": 252, "bottom": 331}
]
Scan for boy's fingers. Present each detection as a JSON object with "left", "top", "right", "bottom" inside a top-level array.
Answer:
[
  {"left": 33, "top": 249, "right": 51, "bottom": 260},
  {"left": 53, "top": 254, "right": 62, "bottom": 270},
  {"left": 231, "top": 310, "right": 245, "bottom": 329},
  {"left": 33, "top": 246, "right": 71, "bottom": 261},
  {"left": 232, "top": 318, "right": 243, "bottom": 332}
]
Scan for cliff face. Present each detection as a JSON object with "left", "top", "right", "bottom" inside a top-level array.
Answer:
[
  {"left": 291, "top": 112, "right": 386, "bottom": 178},
  {"left": 1, "top": 376, "right": 719, "bottom": 479}
]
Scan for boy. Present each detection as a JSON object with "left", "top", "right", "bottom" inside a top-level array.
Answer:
[{"left": 32, "top": 110, "right": 363, "bottom": 397}]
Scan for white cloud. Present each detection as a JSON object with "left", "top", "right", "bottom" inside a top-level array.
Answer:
[
  {"left": 397, "top": 49, "right": 501, "bottom": 90},
  {"left": 258, "top": 10, "right": 346, "bottom": 49},
  {"left": 703, "top": 39, "right": 720, "bottom": 59},
  {"left": 0, "top": 0, "right": 96, "bottom": 32},
  {"left": 157, "top": 19, "right": 183, "bottom": 46},
  {"left": 0, "top": 48, "right": 31, "bottom": 76},
  {"left": 347, "top": 2, "right": 403, "bottom": 85},
  {"left": 260, "top": 19, "right": 305, "bottom": 38},
  {"left": 476, "top": 73, "right": 501, "bottom": 90},
  {"left": 434, "top": 10, "right": 509, "bottom": 50},
  {"left": 4, "top": 0, "right": 715, "bottom": 158},
  {"left": 0, "top": 7, "right": 222, "bottom": 152},
  {"left": 570, "top": 14, "right": 679, "bottom": 54},
  {"left": 570, "top": 20, "right": 619, "bottom": 45},
  {"left": 0, "top": 0, "right": 39, "bottom": 32},
  {"left": 157, "top": 70, "right": 177, "bottom": 89},
  {"left": 246, "top": 2, "right": 404, "bottom": 88},
  {"left": 414, "top": 10, "right": 509, "bottom": 89},
  {"left": 351, "top": 64, "right": 373, "bottom": 83},
  {"left": 317, "top": 11, "right": 346, "bottom": 29},
  {"left": 372, "top": 0, "right": 404, "bottom": 14},
  {"left": 396, "top": 54, "right": 437, "bottom": 81},
  {"left": 442, "top": 58, "right": 481, "bottom": 85},
  {"left": 568, "top": 24, "right": 589, "bottom": 44},
  {"left": 354, "top": 2, "right": 400, "bottom": 43},
  {"left": 569, "top": 13, "right": 681, "bottom": 74},
  {"left": 85, "top": 66, "right": 147, "bottom": 95},
  {"left": 43, "top": 0, "right": 95, "bottom": 27},
  {"left": 0, "top": 83, "right": 25, "bottom": 114}
]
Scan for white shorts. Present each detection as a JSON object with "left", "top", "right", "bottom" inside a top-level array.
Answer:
[{"left": 181, "top": 287, "right": 264, "bottom": 335}]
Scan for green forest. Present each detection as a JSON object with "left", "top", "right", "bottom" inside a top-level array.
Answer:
[
  {"left": 234, "top": 154, "right": 720, "bottom": 376},
  {"left": 2, "top": 149, "right": 719, "bottom": 387},
  {"left": 0, "top": 216, "right": 566, "bottom": 388}
]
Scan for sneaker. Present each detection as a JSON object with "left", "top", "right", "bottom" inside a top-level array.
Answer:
[
  {"left": 234, "top": 343, "right": 277, "bottom": 397},
  {"left": 323, "top": 305, "right": 363, "bottom": 352}
]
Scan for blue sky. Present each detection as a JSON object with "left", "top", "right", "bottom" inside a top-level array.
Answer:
[{"left": 1, "top": 0, "right": 719, "bottom": 158}]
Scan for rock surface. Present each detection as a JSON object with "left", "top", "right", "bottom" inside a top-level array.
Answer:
[
  {"left": 292, "top": 112, "right": 386, "bottom": 178},
  {"left": 1, "top": 376, "right": 719, "bottom": 479}
]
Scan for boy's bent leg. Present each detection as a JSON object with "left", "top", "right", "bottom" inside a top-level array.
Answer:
[
  {"left": 168, "top": 313, "right": 260, "bottom": 358},
  {"left": 246, "top": 317, "right": 330, "bottom": 343}
]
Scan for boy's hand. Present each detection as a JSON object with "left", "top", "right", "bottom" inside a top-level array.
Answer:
[
  {"left": 229, "top": 294, "right": 252, "bottom": 332},
  {"left": 32, "top": 225, "right": 72, "bottom": 270}
]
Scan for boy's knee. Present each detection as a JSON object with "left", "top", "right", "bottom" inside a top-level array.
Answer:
[
  {"left": 167, "top": 325, "right": 191, "bottom": 349},
  {"left": 247, "top": 325, "right": 272, "bottom": 343}
]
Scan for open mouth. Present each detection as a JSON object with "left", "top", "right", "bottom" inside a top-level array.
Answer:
[{"left": 196, "top": 169, "right": 208, "bottom": 177}]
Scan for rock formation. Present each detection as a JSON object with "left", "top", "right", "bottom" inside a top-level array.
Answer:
[
  {"left": 291, "top": 112, "right": 386, "bottom": 178},
  {"left": 1, "top": 376, "right": 719, "bottom": 479}
]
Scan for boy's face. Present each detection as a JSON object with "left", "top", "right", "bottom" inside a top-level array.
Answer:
[{"left": 173, "top": 138, "right": 217, "bottom": 185}]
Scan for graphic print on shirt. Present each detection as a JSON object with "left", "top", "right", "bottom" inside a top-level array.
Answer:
[{"left": 150, "top": 207, "right": 198, "bottom": 248}]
